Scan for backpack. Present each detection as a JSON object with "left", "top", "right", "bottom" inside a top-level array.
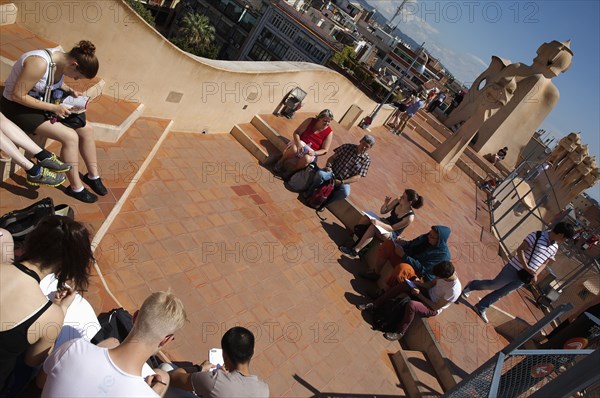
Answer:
[
  {"left": 0, "top": 197, "right": 73, "bottom": 249},
  {"left": 302, "top": 172, "right": 335, "bottom": 210},
  {"left": 286, "top": 164, "right": 317, "bottom": 192},
  {"left": 372, "top": 295, "right": 411, "bottom": 332},
  {"left": 91, "top": 307, "right": 134, "bottom": 344},
  {"left": 91, "top": 308, "right": 162, "bottom": 368}
]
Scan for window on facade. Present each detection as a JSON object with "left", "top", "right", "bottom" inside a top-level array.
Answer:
[{"left": 248, "top": 44, "right": 273, "bottom": 61}]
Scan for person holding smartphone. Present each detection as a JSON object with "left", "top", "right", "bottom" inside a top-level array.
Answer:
[{"left": 358, "top": 261, "right": 461, "bottom": 341}]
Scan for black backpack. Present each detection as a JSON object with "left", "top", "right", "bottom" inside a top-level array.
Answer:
[
  {"left": 372, "top": 295, "right": 411, "bottom": 332},
  {"left": 0, "top": 198, "right": 73, "bottom": 249},
  {"left": 91, "top": 308, "right": 134, "bottom": 344},
  {"left": 91, "top": 308, "right": 162, "bottom": 368}
]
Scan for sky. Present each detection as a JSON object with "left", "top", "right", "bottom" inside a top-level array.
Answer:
[{"left": 364, "top": 0, "right": 600, "bottom": 201}]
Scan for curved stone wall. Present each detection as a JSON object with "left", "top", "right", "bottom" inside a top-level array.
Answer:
[{"left": 9, "top": 0, "right": 388, "bottom": 131}]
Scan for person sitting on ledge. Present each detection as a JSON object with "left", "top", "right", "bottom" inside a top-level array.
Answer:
[
  {"left": 359, "top": 261, "right": 461, "bottom": 341},
  {"left": 41, "top": 291, "right": 187, "bottom": 397},
  {"left": 168, "top": 326, "right": 269, "bottom": 398},
  {"left": 269, "top": 109, "right": 334, "bottom": 177},
  {"left": 0, "top": 216, "right": 94, "bottom": 396},
  {"left": 304, "top": 134, "right": 374, "bottom": 211},
  {"left": 2, "top": 40, "right": 107, "bottom": 203},
  {"left": 0, "top": 113, "right": 71, "bottom": 187},
  {"left": 491, "top": 147, "right": 508, "bottom": 165},
  {"left": 339, "top": 189, "right": 424, "bottom": 259},
  {"left": 360, "top": 226, "right": 452, "bottom": 298}
]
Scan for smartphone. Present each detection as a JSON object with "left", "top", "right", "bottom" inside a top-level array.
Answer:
[{"left": 405, "top": 279, "right": 416, "bottom": 288}]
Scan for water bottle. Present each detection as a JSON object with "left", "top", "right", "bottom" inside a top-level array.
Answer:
[
  {"left": 297, "top": 142, "right": 312, "bottom": 158},
  {"left": 52, "top": 89, "right": 64, "bottom": 105}
]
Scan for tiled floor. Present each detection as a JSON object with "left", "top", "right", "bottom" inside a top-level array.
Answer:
[{"left": 0, "top": 111, "right": 547, "bottom": 396}]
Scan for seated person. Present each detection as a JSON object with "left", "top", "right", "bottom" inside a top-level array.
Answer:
[
  {"left": 0, "top": 228, "right": 14, "bottom": 264},
  {"left": 304, "top": 135, "right": 375, "bottom": 210},
  {"left": 359, "top": 261, "right": 461, "bottom": 341},
  {"left": 0, "top": 216, "right": 93, "bottom": 396},
  {"left": 271, "top": 109, "right": 334, "bottom": 175},
  {"left": 41, "top": 291, "right": 187, "bottom": 397},
  {"left": 361, "top": 226, "right": 452, "bottom": 294},
  {"left": 2, "top": 40, "right": 106, "bottom": 203},
  {"left": 492, "top": 147, "right": 508, "bottom": 165},
  {"left": 339, "top": 189, "right": 423, "bottom": 259},
  {"left": 169, "top": 326, "right": 269, "bottom": 397},
  {"left": 0, "top": 113, "right": 70, "bottom": 187}
]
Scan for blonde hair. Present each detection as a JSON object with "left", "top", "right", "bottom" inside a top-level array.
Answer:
[
  {"left": 317, "top": 109, "right": 333, "bottom": 120},
  {"left": 133, "top": 291, "right": 187, "bottom": 342}
]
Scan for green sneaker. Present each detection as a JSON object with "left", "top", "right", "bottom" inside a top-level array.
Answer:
[
  {"left": 26, "top": 167, "right": 66, "bottom": 187},
  {"left": 38, "top": 153, "right": 71, "bottom": 173}
]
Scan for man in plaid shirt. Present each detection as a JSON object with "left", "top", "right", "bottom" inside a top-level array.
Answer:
[{"left": 305, "top": 135, "right": 374, "bottom": 209}]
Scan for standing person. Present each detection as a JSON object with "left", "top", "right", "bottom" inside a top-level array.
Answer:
[
  {"left": 304, "top": 135, "right": 374, "bottom": 210},
  {"left": 0, "top": 113, "right": 70, "bottom": 187},
  {"left": 41, "top": 291, "right": 187, "bottom": 397},
  {"left": 427, "top": 91, "right": 447, "bottom": 113},
  {"left": 359, "top": 261, "right": 461, "bottom": 341},
  {"left": 2, "top": 40, "right": 106, "bottom": 203},
  {"left": 270, "top": 109, "right": 334, "bottom": 176},
  {"left": 445, "top": 90, "right": 465, "bottom": 116},
  {"left": 169, "top": 327, "right": 269, "bottom": 397},
  {"left": 0, "top": 216, "right": 94, "bottom": 395},
  {"left": 339, "top": 189, "right": 424, "bottom": 259},
  {"left": 388, "top": 91, "right": 416, "bottom": 130},
  {"left": 462, "top": 222, "right": 575, "bottom": 323},
  {"left": 393, "top": 95, "right": 425, "bottom": 135}
]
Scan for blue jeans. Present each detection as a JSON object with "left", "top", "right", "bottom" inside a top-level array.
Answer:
[
  {"left": 468, "top": 263, "right": 524, "bottom": 312},
  {"left": 306, "top": 169, "right": 350, "bottom": 206}
]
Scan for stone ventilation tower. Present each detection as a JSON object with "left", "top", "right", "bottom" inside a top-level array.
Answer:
[{"left": 544, "top": 132, "right": 599, "bottom": 209}]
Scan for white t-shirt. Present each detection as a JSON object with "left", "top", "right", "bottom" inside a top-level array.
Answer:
[
  {"left": 428, "top": 277, "right": 462, "bottom": 315},
  {"left": 42, "top": 338, "right": 158, "bottom": 398}
]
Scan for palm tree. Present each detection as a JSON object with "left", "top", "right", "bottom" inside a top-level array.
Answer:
[{"left": 178, "top": 13, "right": 215, "bottom": 53}]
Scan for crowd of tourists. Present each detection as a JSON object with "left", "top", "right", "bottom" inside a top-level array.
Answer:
[{"left": 0, "top": 40, "right": 579, "bottom": 397}]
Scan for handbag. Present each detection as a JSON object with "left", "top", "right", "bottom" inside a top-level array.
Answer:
[
  {"left": 517, "top": 269, "right": 534, "bottom": 284},
  {"left": 41, "top": 50, "right": 87, "bottom": 130},
  {"left": 517, "top": 231, "right": 543, "bottom": 285}
]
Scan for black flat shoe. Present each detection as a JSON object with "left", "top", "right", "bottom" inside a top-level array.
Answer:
[
  {"left": 66, "top": 186, "right": 98, "bottom": 203},
  {"left": 82, "top": 174, "right": 108, "bottom": 196}
]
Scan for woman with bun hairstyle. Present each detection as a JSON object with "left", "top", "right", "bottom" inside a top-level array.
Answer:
[
  {"left": 0, "top": 216, "right": 94, "bottom": 395},
  {"left": 2, "top": 40, "right": 106, "bottom": 203},
  {"left": 339, "top": 189, "right": 424, "bottom": 259}
]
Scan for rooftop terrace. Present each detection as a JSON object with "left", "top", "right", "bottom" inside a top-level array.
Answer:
[{"left": 0, "top": 3, "right": 555, "bottom": 395}]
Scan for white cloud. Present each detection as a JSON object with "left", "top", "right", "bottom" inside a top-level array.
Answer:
[{"left": 366, "top": 1, "right": 488, "bottom": 85}]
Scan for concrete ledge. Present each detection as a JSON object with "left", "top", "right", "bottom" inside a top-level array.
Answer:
[
  {"left": 231, "top": 125, "right": 269, "bottom": 163},
  {"left": 92, "top": 103, "right": 145, "bottom": 143},
  {"left": 391, "top": 350, "right": 425, "bottom": 398},
  {"left": 404, "top": 316, "right": 459, "bottom": 391},
  {"left": 251, "top": 115, "right": 289, "bottom": 151}
]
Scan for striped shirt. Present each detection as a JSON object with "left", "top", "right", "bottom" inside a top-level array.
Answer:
[{"left": 509, "top": 231, "right": 557, "bottom": 274}]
